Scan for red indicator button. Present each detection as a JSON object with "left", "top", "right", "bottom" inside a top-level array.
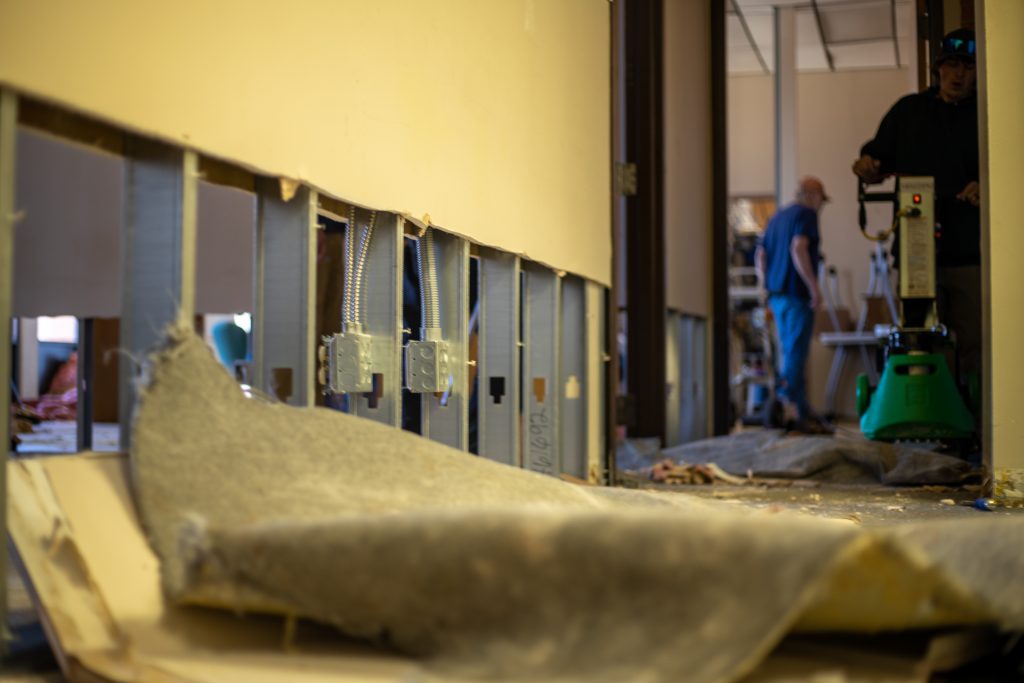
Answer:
[{"left": 913, "top": 193, "right": 922, "bottom": 204}]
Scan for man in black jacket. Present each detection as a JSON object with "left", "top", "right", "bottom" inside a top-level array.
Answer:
[{"left": 852, "top": 28, "right": 981, "bottom": 382}]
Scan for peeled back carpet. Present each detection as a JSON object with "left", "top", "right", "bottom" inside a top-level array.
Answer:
[{"left": 130, "top": 327, "right": 1024, "bottom": 682}]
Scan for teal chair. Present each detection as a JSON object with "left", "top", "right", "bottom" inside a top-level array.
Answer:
[{"left": 211, "top": 321, "right": 248, "bottom": 370}]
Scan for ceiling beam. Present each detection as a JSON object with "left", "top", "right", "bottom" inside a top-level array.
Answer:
[
  {"left": 730, "top": 0, "right": 770, "bottom": 75},
  {"left": 828, "top": 35, "right": 897, "bottom": 45},
  {"left": 890, "top": 0, "right": 902, "bottom": 67},
  {"left": 810, "top": 0, "right": 836, "bottom": 72}
]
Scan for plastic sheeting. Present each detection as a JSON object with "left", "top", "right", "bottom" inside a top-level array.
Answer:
[{"left": 619, "top": 431, "right": 977, "bottom": 486}]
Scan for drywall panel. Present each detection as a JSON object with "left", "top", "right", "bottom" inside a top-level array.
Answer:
[
  {"left": 664, "top": 0, "right": 711, "bottom": 318},
  {"left": 195, "top": 182, "right": 255, "bottom": 314},
  {"left": 0, "top": 1, "right": 611, "bottom": 286},
  {"left": 13, "top": 129, "right": 122, "bottom": 317},
  {"left": 13, "top": 130, "right": 256, "bottom": 317},
  {"left": 982, "top": 1, "right": 1024, "bottom": 477}
]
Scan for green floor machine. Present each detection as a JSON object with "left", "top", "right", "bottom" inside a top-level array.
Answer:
[{"left": 855, "top": 177, "right": 977, "bottom": 445}]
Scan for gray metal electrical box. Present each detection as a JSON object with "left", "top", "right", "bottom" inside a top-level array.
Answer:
[
  {"left": 322, "top": 332, "right": 373, "bottom": 393},
  {"left": 406, "top": 340, "right": 451, "bottom": 393}
]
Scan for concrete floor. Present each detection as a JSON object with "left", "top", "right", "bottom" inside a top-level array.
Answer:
[{"left": 637, "top": 479, "right": 1024, "bottom": 525}]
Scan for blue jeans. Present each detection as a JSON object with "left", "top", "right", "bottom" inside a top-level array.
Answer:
[{"left": 769, "top": 295, "right": 815, "bottom": 419}]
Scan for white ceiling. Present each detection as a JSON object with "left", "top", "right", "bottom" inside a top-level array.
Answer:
[{"left": 728, "top": 0, "right": 916, "bottom": 75}]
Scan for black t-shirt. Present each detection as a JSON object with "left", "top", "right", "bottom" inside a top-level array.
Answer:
[{"left": 860, "top": 87, "right": 980, "bottom": 267}]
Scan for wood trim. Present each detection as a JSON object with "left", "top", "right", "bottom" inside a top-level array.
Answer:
[
  {"left": 623, "top": 0, "right": 666, "bottom": 444},
  {"left": 711, "top": 0, "right": 730, "bottom": 435}
]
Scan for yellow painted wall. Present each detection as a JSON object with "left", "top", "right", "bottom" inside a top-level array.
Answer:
[
  {"left": 0, "top": 1, "right": 611, "bottom": 285},
  {"left": 981, "top": 1, "right": 1024, "bottom": 474}
]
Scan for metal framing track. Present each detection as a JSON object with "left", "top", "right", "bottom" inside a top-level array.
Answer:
[
  {"left": 560, "top": 275, "right": 587, "bottom": 479},
  {"left": 119, "top": 139, "right": 199, "bottom": 449},
  {"left": 253, "top": 181, "right": 317, "bottom": 407},
  {"left": 420, "top": 231, "right": 469, "bottom": 450},
  {"left": 585, "top": 280, "right": 608, "bottom": 483},
  {"left": 0, "top": 91, "right": 620, "bottom": 646},
  {"left": 348, "top": 213, "right": 403, "bottom": 427},
  {"left": 523, "top": 263, "right": 561, "bottom": 476},
  {"left": 478, "top": 248, "right": 521, "bottom": 466}
]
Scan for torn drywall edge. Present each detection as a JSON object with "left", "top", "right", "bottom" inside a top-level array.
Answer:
[
  {"left": 1, "top": 80, "right": 610, "bottom": 289},
  {"left": 995, "top": 468, "right": 1024, "bottom": 501},
  {"left": 6, "top": 460, "right": 124, "bottom": 670},
  {"left": 0, "top": 0, "right": 612, "bottom": 288}
]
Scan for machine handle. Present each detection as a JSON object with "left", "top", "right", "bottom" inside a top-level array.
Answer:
[{"left": 857, "top": 178, "right": 899, "bottom": 242}]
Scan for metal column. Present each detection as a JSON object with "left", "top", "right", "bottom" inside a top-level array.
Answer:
[
  {"left": 349, "top": 213, "right": 403, "bottom": 427},
  {"left": 253, "top": 182, "right": 317, "bottom": 407},
  {"left": 0, "top": 88, "right": 18, "bottom": 652},
  {"left": 775, "top": 6, "right": 798, "bottom": 207},
  {"left": 560, "top": 275, "right": 586, "bottom": 479},
  {"left": 478, "top": 249, "right": 521, "bottom": 466},
  {"left": 119, "top": 140, "right": 198, "bottom": 450},
  {"left": 420, "top": 232, "right": 469, "bottom": 450},
  {"left": 523, "top": 264, "right": 561, "bottom": 476}
]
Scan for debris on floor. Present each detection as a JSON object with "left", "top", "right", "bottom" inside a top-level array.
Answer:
[
  {"left": 618, "top": 431, "right": 981, "bottom": 487},
  {"left": 647, "top": 459, "right": 748, "bottom": 485}
]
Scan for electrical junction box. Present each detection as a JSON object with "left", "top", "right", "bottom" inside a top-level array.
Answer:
[
  {"left": 898, "top": 176, "right": 936, "bottom": 301},
  {"left": 322, "top": 332, "right": 373, "bottom": 394},
  {"left": 405, "top": 340, "right": 451, "bottom": 393}
]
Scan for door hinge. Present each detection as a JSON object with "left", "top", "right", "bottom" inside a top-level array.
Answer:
[{"left": 615, "top": 162, "right": 638, "bottom": 197}]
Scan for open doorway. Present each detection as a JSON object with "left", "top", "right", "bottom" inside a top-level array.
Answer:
[
  {"left": 713, "top": 0, "right": 992, "bottom": 485},
  {"left": 726, "top": 0, "right": 920, "bottom": 432}
]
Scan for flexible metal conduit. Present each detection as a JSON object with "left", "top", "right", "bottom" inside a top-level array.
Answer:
[
  {"left": 417, "top": 228, "right": 441, "bottom": 336},
  {"left": 343, "top": 205, "right": 357, "bottom": 329},
  {"left": 352, "top": 210, "right": 376, "bottom": 328}
]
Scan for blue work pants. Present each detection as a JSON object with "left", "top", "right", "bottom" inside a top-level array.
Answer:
[{"left": 769, "top": 294, "right": 815, "bottom": 420}]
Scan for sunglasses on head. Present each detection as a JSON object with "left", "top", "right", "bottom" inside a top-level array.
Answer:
[{"left": 942, "top": 37, "right": 976, "bottom": 56}]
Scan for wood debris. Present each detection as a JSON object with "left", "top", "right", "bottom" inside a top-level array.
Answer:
[{"left": 648, "top": 459, "right": 748, "bottom": 486}]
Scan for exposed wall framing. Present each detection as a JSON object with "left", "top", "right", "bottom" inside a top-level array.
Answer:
[{"left": 0, "top": 92, "right": 614, "bottom": 641}]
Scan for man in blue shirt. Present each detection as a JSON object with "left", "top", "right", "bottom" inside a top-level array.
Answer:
[{"left": 756, "top": 177, "right": 829, "bottom": 433}]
